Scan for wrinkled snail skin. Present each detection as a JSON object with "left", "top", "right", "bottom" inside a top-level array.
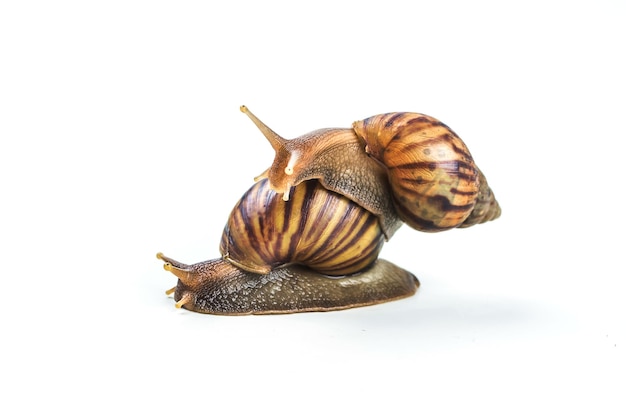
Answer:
[{"left": 157, "top": 254, "right": 419, "bottom": 315}]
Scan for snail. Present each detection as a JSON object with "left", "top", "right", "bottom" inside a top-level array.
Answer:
[
  {"left": 247, "top": 107, "right": 500, "bottom": 232},
  {"left": 157, "top": 179, "right": 418, "bottom": 315},
  {"left": 157, "top": 106, "right": 500, "bottom": 315}
]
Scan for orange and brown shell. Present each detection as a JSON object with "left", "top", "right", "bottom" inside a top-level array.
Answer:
[{"left": 353, "top": 112, "right": 499, "bottom": 231}]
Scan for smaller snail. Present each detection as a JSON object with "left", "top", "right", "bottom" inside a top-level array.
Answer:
[
  {"left": 158, "top": 106, "right": 500, "bottom": 315},
  {"left": 158, "top": 179, "right": 418, "bottom": 315},
  {"left": 157, "top": 254, "right": 418, "bottom": 315}
]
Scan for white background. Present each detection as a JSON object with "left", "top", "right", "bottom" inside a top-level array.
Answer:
[{"left": 1, "top": 1, "right": 624, "bottom": 415}]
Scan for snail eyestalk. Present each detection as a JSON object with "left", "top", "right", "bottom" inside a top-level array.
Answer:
[
  {"left": 254, "top": 168, "right": 270, "bottom": 182},
  {"left": 160, "top": 257, "right": 196, "bottom": 288},
  {"left": 240, "top": 105, "right": 287, "bottom": 152}
]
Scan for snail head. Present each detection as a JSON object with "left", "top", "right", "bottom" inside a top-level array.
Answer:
[{"left": 240, "top": 105, "right": 302, "bottom": 201}]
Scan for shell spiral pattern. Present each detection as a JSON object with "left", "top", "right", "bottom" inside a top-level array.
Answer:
[
  {"left": 353, "top": 112, "right": 483, "bottom": 232},
  {"left": 220, "top": 179, "right": 384, "bottom": 276},
  {"left": 457, "top": 168, "right": 501, "bottom": 227}
]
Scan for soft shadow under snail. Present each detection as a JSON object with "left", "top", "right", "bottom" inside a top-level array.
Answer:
[{"left": 157, "top": 106, "right": 501, "bottom": 315}]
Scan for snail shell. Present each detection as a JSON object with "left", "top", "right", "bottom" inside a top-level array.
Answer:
[
  {"left": 220, "top": 178, "right": 384, "bottom": 276},
  {"left": 353, "top": 112, "right": 498, "bottom": 231},
  {"left": 457, "top": 168, "right": 502, "bottom": 227}
]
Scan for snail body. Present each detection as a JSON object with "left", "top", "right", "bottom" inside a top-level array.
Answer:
[
  {"left": 158, "top": 106, "right": 500, "bottom": 315},
  {"left": 244, "top": 107, "right": 500, "bottom": 233},
  {"left": 157, "top": 254, "right": 418, "bottom": 315},
  {"left": 158, "top": 178, "right": 418, "bottom": 315}
]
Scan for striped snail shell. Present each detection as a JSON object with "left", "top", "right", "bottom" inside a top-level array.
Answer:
[
  {"left": 353, "top": 112, "right": 501, "bottom": 231},
  {"left": 158, "top": 179, "right": 418, "bottom": 315},
  {"left": 220, "top": 179, "right": 384, "bottom": 276},
  {"left": 457, "top": 168, "right": 502, "bottom": 227}
]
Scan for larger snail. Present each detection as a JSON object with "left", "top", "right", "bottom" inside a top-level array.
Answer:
[{"left": 157, "top": 106, "right": 501, "bottom": 315}]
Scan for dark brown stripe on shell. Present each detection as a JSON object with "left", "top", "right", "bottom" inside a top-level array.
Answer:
[
  {"left": 450, "top": 187, "right": 479, "bottom": 196},
  {"left": 393, "top": 180, "right": 476, "bottom": 212},
  {"left": 392, "top": 181, "right": 469, "bottom": 207},
  {"left": 387, "top": 159, "right": 475, "bottom": 174},
  {"left": 392, "top": 195, "right": 441, "bottom": 231},
  {"left": 319, "top": 236, "right": 383, "bottom": 274},
  {"left": 428, "top": 195, "right": 475, "bottom": 213},
  {"left": 405, "top": 115, "right": 439, "bottom": 125},
  {"left": 389, "top": 134, "right": 453, "bottom": 153},
  {"left": 388, "top": 130, "right": 474, "bottom": 162},
  {"left": 392, "top": 194, "right": 473, "bottom": 232},
  {"left": 286, "top": 182, "right": 316, "bottom": 261},
  {"left": 450, "top": 142, "right": 474, "bottom": 161},
  {"left": 383, "top": 112, "right": 408, "bottom": 129},
  {"left": 304, "top": 203, "right": 362, "bottom": 262},
  {"left": 237, "top": 195, "right": 264, "bottom": 253},
  {"left": 312, "top": 209, "right": 377, "bottom": 264},
  {"left": 281, "top": 186, "right": 295, "bottom": 234}
]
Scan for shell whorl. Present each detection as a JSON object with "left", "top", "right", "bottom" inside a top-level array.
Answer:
[
  {"left": 353, "top": 112, "right": 486, "bottom": 232},
  {"left": 220, "top": 178, "right": 385, "bottom": 276},
  {"left": 458, "top": 168, "right": 501, "bottom": 227}
]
